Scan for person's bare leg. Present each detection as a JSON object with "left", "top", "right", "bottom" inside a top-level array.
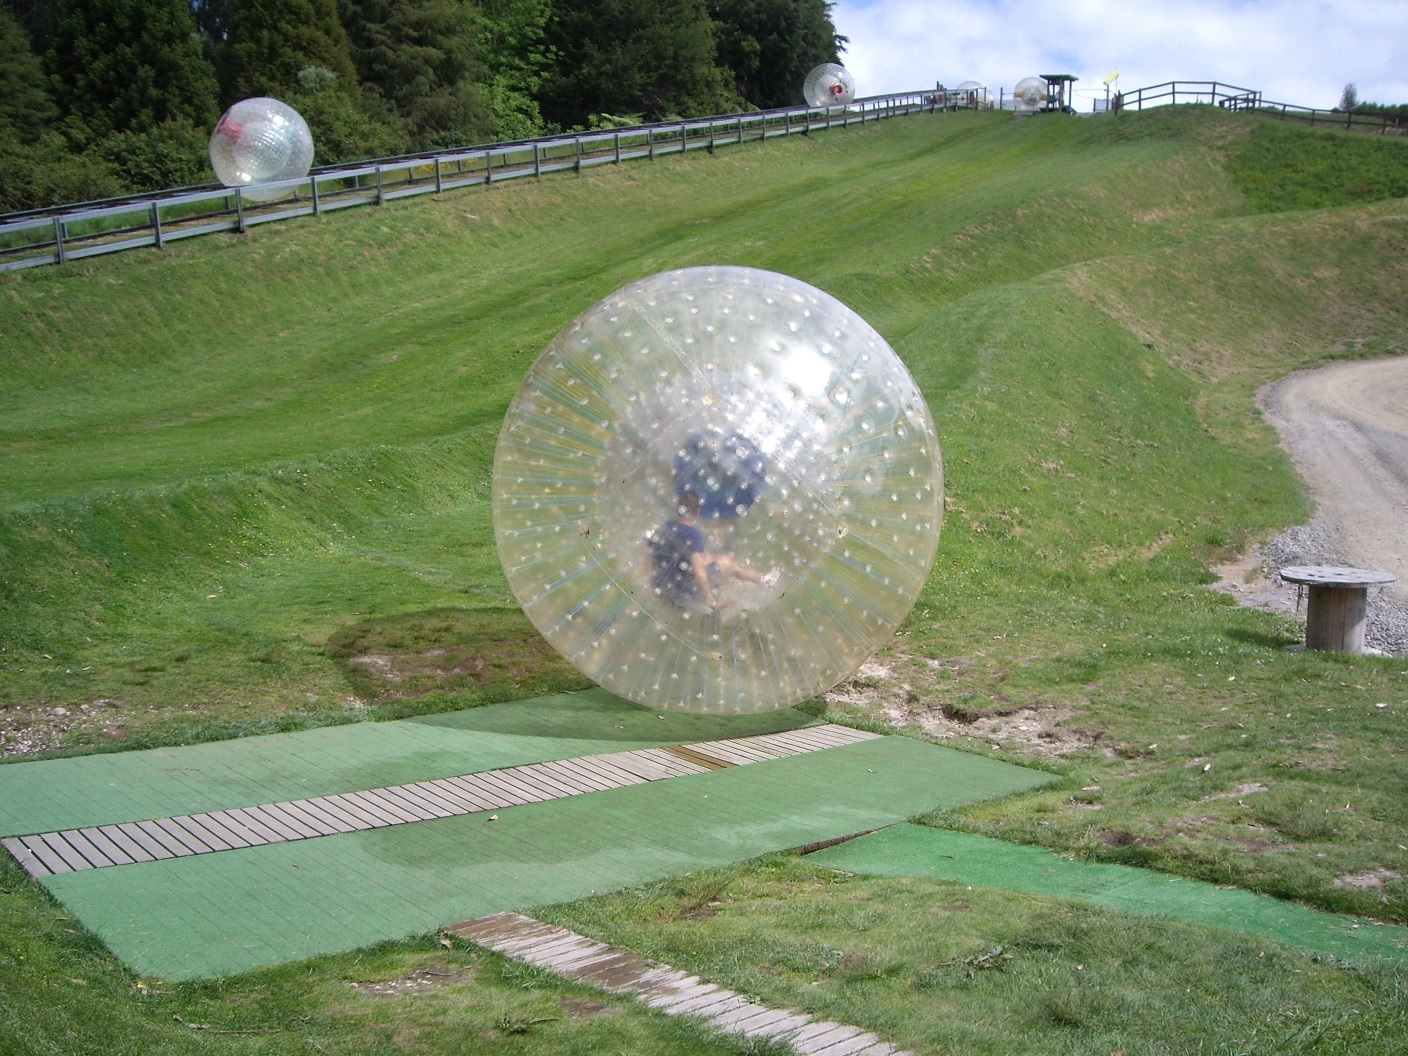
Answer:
[{"left": 712, "top": 554, "right": 761, "bottom": 583}]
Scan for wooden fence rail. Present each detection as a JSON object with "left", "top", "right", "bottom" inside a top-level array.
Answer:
[
  {"left": 1115, "top": 80, "right": 1403, "bottom": 134},
  {"left": 0, "top": 92, "right": 943, "bottom": 273},
  {"left": 8, "top": 81, "right": 1394, "bottom": 273}
]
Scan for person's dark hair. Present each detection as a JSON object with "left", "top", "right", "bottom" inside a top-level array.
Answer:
[{"left": 678, "top": 491, "right": 702, "bottom": 517}]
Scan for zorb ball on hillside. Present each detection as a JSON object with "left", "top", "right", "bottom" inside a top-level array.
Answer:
[
  {"left": 1014, "top": 77, "right": 1047, "bottom": 113},
  {"left": 955, "top": 81, "right": 991, "bottom": 108},
  {"left": 493, "top": 266, "right": 943, "bottom": 714},
  {"left": 209, "top": 98, "right": 314, "bottom": 202},
  {"left": 803, "top": 63, "right": 856, "bottom": 107}
]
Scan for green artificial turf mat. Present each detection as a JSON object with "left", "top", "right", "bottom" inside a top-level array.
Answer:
[
  {"left": 807, "top": 823, "right": 1408, "bottom": 966},
  {"left": 0, "top": 688, "right": 819, "bottom": 836},
  {"left": 38, "top": 736, "right": 1054, "bottom": 979}
]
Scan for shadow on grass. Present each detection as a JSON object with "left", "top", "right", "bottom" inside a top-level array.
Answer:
[
  {"left": 327, "top": 606, "right": 592, "bottom": 704},
  {"left": 1224, "top": 626, "right": 1301, "bottom": 650}
]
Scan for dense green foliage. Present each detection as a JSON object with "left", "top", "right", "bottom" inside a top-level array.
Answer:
[
  {"left": 710, "top": 0, "right": 843, "bottom": 110},
  {"left": 0, "top": 0, "right": 845, "bottom": 210},
  {"left": 2, "top": 105, "right": 1408, "bottom": 1054},
  {"left": 220, "top": 0, "right": 360, "bottom": 100},
  {"left": 0, "top": 8, "right": 55, "bottom": 141},
  {"left": 46, "top": 0, "right": 219, "bottom": 135},
  {"left": 341, "top": 0, "right": 487, "bottom": 147},
  {"left": 538, "top": 0, "right": 734, "bottom": 128}
]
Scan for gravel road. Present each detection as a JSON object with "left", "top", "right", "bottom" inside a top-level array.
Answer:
[{"left": 1249, "top": 355, "right": 1408, "bottom": 655}]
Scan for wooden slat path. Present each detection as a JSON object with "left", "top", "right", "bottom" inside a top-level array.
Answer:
[
  {"left": 2, "top": 724, "right": 877, "bottom": 879},
  {"left": 448, "top": 911, "right": 912, "bottom": 1056}
]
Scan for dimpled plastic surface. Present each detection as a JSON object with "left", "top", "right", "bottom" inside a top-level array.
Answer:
[
  {"left": 209, "top": 98, "right": 314, "bottom": 202},
  {"left": 493, "top": 267, "right": 943, "bottom": 714},
  {"left": 803, "top": 63, "right": 857, "bottom": 107}
]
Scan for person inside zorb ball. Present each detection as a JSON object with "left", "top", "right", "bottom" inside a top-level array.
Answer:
[
  {"left": 492, "top": 266, "right": 942, "bottom": 714},
  {"left": 209, "top": 97, "right": 314, "bottom": 202}
]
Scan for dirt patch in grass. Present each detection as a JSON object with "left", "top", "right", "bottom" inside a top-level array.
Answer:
[
  {"left": 1208, "top": 546, "right": 1301, "bottom": 618},
  {"left": 1333, "top": 869, "right": 1401, "bottom": 892},
  {"left": 824, "top": 656, "right": 1096, "bottom": 759},
  {"left": 328, "top": 607, "right": 590, "bottom": 702},
  {"left": 346, "top": 963, "right": 475, "bottom": 997},
  {"left": 0, "top": 699, "right": 129, "bottom": 758},
  {"left": 1099, "top": 829, "right": 1140, "bottom": 847}
]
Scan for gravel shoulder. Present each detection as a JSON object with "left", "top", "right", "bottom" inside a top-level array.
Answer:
[{"left": 1214, "top": 355, "right": 1408, "bottom": 655}]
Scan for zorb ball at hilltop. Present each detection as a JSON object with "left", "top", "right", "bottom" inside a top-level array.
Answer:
[
  {"left": 209, "top": 98, "right": 314, "bottom": 202},
  {"left": 955, "top": 81, "right": 991, "bottom": 109},
  {"left": 493, "top": 267, "right": 943, "bottom": 714},
  {"left": 803, "top": 63, "right": 856, "bottom": 107},
  {"left": 1014, "top": 77, "right": 1047, "bottom": 113}
]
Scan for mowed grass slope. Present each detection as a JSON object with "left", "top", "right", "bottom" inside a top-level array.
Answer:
[{"left": 2, "top": 106, "right": 1408, "bottom": 1054}]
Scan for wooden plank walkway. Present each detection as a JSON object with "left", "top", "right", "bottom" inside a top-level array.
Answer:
[
  {"left": 449, "top": 911, "right": 912, "bottom": 1056},
  {"left": 3, "top": 724, "right": 877, "bottom": 879}
]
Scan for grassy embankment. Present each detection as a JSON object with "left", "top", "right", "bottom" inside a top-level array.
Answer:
[{"left": 2, "top": 106, "right": 1407, "bottom": 1054}]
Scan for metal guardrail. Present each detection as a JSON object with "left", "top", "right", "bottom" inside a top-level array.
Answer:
[
  {"left": 1115, "top": 80, "right": 1403, "bottom": 134},
  {"left": 0, "top": 92, "right": 944, "bottom": 273}
]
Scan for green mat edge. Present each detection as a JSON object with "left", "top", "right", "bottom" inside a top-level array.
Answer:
[
  {"left": 0, "top": 688, "right": 826, "bottom": 836},
  {"left": 807, "top": 822, "right": 1408, "bottom": 966},
  {"left": 36, "top": 736, "right": 1057, "bottom": 980}
]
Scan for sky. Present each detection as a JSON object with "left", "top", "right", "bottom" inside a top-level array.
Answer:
[{"left": 830, "top": 0, "right": 1408, "bottom": 113}]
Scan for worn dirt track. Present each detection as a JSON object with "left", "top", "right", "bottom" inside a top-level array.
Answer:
[{"left": 1261, "top": 355, "right": 1408, "bottom": 603}]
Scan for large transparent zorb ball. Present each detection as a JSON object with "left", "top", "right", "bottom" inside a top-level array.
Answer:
[
  {"left": 955, "top": 81, "right": 992, "bottom": 109},
  {"left": 1014, "top": 77, "right": 1047, "bottom": 113},
  {"left": 803, "top": 63, "right": 857, "bottom": 107},
  {"left": 209, "top": 98, "right": 314, "bottom": 203},
  {"left": 493, "top": 267, "right": 943, "bottom": 714}
]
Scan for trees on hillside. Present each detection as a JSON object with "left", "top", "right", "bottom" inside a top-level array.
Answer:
[
  {"left": 0, "top": 8, "right": 55, "bottom": 143},
  {"left": 340, "top": 0, "right": 489, "bottom": 148},
  {"left": 46, "top": 0, "right": 219, "bottom": 135},
  {"left": 538, "top": 0, "right": 737, "bottom": 128},
  {"left": 1334, "top": 83, "right": 1407, "bottom": 123},
  {"left": 0, "top": 0, "right": 845, "bottom": 208},
  {"left": 1, "top": 0, "right": 221, "bottom": 205},
  {"left": 710, "top": 0, "right": 844, "bottom": 110},
  {"left": 2, "top": 0, "right": 67, "bottom": 54},
  {"left": 220, "top": 0, "right": 360, "bottom": 101},
  {"left": 472, "top": 0, "right": 552, "bottom": 140}
]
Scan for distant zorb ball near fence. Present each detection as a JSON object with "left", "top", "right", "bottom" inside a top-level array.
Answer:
[
  {"left": 803, "top": 63, "right": 856, "bottom": 107},
  {"left": 209, "top": 98, "right": 314, "bottom": 202},
  {"left": 493, "top": 266, "right": 943, "bottom": 714}
]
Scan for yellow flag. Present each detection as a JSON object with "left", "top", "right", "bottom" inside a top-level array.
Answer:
[{"left": 1103, "top": 69, "right": 1120, "bottom": 85}]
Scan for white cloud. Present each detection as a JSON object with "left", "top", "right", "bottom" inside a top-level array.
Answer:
[{"left": 832, "top": 0, "right": 1408, "bottom": 112}]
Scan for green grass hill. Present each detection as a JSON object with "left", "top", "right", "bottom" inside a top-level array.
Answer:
[{"left": 2, "top": 105, "right": 1407, "bottom": 1054}]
